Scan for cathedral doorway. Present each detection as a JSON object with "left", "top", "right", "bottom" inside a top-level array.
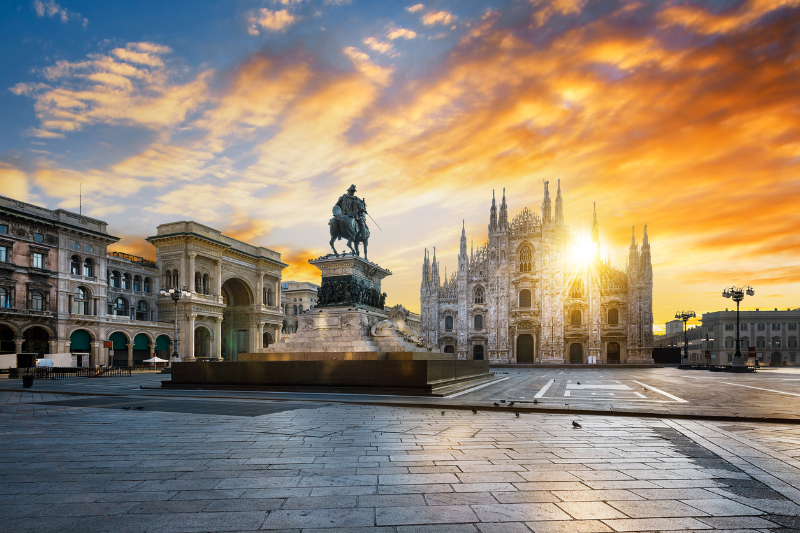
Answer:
[
  {"left": 607, "top": 342, "right": 620, "bottom": 364},
  {"left": 517, "top": 334, "right": 534, "bottom": 364},
  {"left": 771, "top": 352, "right": 782, "bottom": 366},
  {"left": 473, "top": 345, "right": 484, "bottom": 360},
  {"left": 569, "top": 342, "right": 583, "bottom": 364},
  {"left": 444, "top": 345, "right": 454, "bottom": 353}
]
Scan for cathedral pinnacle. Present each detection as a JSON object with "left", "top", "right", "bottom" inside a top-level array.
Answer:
[
  {"left": 542, "top": 180, "right": 552, "bottom": 224},
  {"left": 554, "top": 179, "right": 564, "bottom": 225},
  {"left": 490, "top": 189, "right": 498, "bottom": 230},
  {"left": 591, "top": 202, "right": 599, "bottom": 243},
  {"left": 499, "top": 188, "right": 508, "bottom": 228}
]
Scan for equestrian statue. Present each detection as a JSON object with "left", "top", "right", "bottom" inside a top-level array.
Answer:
[{"left": 329, "top": 184, "right": 371, "bottom": 260}]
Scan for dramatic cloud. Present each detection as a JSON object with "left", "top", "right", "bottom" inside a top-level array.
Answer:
[
  {"left": 421, "top": 10, "right": 456, "bottom": 26},
  {"left": 363, "top": 37, "right": 395, "bottom": 55},
  {"left": 248, "top": 8, "right": 296, "bottom": 34},
  {"left": 32, "top": 0, "right": 88, "bottom": 26},
  {"left": 387, "top": 27, "right": 417, "bottom": 40},
  {"left": 407, "top": 4, "right": 424, "bottom": 13}
]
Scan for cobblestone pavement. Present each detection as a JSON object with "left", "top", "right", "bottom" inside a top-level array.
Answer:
[
  {"left": 5, "top": 367, "right": 800, "bottom": 421},
  {"left": 4, "top": 388, "right": 800, "bottom": 532}
]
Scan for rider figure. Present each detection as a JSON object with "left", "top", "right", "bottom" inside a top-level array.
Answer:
[{"left": 334, "top": 184, "right": 367, "bottom": 235}]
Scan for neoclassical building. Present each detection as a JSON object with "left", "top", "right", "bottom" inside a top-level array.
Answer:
[
  {"left": 147, "top": 222, "right": 286, "bottom": 361},
  {"left": 420, "top": 182, "right": 654, "bottom": 364}
]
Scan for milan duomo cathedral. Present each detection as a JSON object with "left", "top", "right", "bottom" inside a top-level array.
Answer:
[{"left": 419, "top": 181, "right": 654, "bottom": 364}]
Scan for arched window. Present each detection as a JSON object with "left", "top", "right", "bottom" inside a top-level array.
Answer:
[
  {"left": 519, "top": 289, "right": 531, "bottom": 308},
  {"left": 474, "top": 286, "right": 485, "bottom": 304},
  {"left": 519, "top": 244, "right": 533, "bottom": 272},
  {"left": 122, "top": 273, "right": 131, "bottom": 290},
  {"left": 298, "top": 305, "right": 303, "bottom": 313},
  {"left": 0, "top": 287, "right": 8, "bottom": 309},
  {"left": 570, "top": 309, "right": 582, "bottom": 326},
  {"left": 70, "top": 255, "right": 81, "bottom": 275},
  {"left": 569, "top": 279, "right": 583, "bottom": 299},
  {"left": 474, "top": 315, "right": 483, "bottom": 330},
  {"left": 83, "top": 258, "right": 94, "bottom": 278},
  {"left": 444, "top": 345, "right": 455, "bottom": 353},
  {"left": 164, "top": 270, "right": 172, "bottom": 288},
  {"left": 133, "top": 275, "right": 141, "bottom": 291},
  {"left": 202, "top": 274, "right": 209, "bottom": 295},
  {"left": 136, "top": 300, "right": 148, "bottom": 321},
  {"left": 772, "top": 337, "right": 782, "bottom": 349},
  {"left": 111, "top": 271, "right": 121, "bottom": 288},
  {"left": 445, "top": 316, "right": 454, "bottom": 331},
  {"left": 30, "top": 291, "right": 43, "bottom": 311},
  {"left": 143, "top": 277, "right": 151, "bottom": 293},
  {"left": 608, "top": 308, "right": 619, "bottom": 325},
  {"left": 73, "top": 287, "right": 89, "bottom": 315},
  {"left": 172, "top": 271, "right": 179, "bottom": 287},
  {"left": 293, "top": 305, "right": 298, "bottom": 315},
  {"left": 113, "top": 297, "right": 129, "bottom": 316},
  {"left": 195, "top": 272, "right": 202, "bottom": 292}
]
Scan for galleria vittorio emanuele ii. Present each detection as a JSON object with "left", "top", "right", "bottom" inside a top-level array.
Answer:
[{"left": 420, "top": 181, "right": 654, "bottom": 365}]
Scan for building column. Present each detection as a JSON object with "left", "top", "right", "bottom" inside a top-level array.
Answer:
[
  {"left": 127, "top": 343, "right": 134, "bottom": 367},
  {"left": 90, "top": 340, "right": 102, "bottom": 367},
  {"left": 188, "top": 253, "right": 196, "bottom": 293},
  {"left": 257, "top": 322, "right": 264, "bottom": 352},
  {"left": 256, "top": 273, "right": 263, "bottom": 307},
  {"left": 186, "top": 313, "right": 196, "bottom": 361},
  {"left": 48, "top": 339, "right": 58, "bottom": 355},
  {"left": 14, "top": 337, "right": 23, "bottom": 354},
  {"left": 216, "top": 260, "right": 223, "bottom": 303},
  {"left": 214, "top": 316, "right": 223, "bottom": 359}
]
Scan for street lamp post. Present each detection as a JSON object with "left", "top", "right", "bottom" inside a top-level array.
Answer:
[
  {"left": 722, "top": 285, "right": 754, "bottom": 370},
  {"left": 675, "top": 310, "right": 695, "bottom": 367},
  {"left": 160, "top": 286, "right": 191, "bottom": 367}
]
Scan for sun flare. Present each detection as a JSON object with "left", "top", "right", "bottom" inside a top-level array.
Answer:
[{"left": 569, "top": 234, "right": 597, "bottom": 265}]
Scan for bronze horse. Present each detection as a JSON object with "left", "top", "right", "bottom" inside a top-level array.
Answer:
[{"left": 329, "top": 213, "right": 370, "bottom": 260}]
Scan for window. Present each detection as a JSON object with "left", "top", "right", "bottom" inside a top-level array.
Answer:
[
  {"left": 789, "top": 338, "right": 798, "bottom": 349},
  {"left": 73, "top": 287, "right": 90, "bottom": 315},
  {"left": 757, "top": 338, "right": 765, "bottom": 348},
  {"left": 741, "top": 323, "right": 747, "bottom": 331},
  {"left": 203, "top": 274, "right": 209, "bottom": 295},
  {"left": 0, "top": 224, "right": 7, "bottom": 234},
  {"left": 519, "top": 244, "right": 533, "bottom": 272},
  {"left": 111, "top": 271, "right": 121, "bottom": 288},
  {"left": 195, "top": 272, "right": 202, "bottom": 292},
  {"left": 30, "top": 291, "right": 43, "bottom": 310},
  {"left": 519, "top": 289, "right": 532, "bottom": 308},
  {"left": 773, "top": 323, "right": 781, "bottom": 331},
  {"left": 571, "top": 310, "right": 581, "bottom": 326},
  {"left": 143, "top": 277, "right": 151, "bottom": 293},
  {"left": 474, "top": 286, "right": 484, "bottom": 304},
  {"left": 72, "top": 242, "right": 80, "bottom": 250},
  {"left": 773, "top": 337, "right": 782, "bottom": 349},
  {"left": 133, "top": 276, "right": 141, "bottom": 291},
  {"left": 298, "top": 305, "right": 303, "bottom": 313},
  {"left": 0, "top": 287, "right": 9, "bottom": 308},
  {"left": 136, "top": 301, "right": 148, "bottom": 321},
  {"left": 34, "top": 233, "right": 43, "bottom": 242},
  {"left": 725, "top": 338, "right": 734, "bottom": 349},
  {"left": 122, "top": 273, "right": 131, "bottom": 290},
  {"left": 445, "top": 316, "right": 454, "bottom": 331},
  {"left": 83, "top": 258, "right": 94, "bottom": 278},
  {"left": 725, "top": 323, "right": 734, "bottom": 331},
  {"left": 758, "top": 323, "right": 765, "bottom": 331},
  {"left": 0, "top": 245, "right": 8, "bottom": 263},
  {"left": 474, "top": 315, "right": 483, "bottom": 330},
  {"left": 569, "top": 280, "right": 583, "bottom": 299},
  {"left": 113, "top": 297, "right": 128, "bottom": 316},
  {"left": 608, "top": 308, "right": 619, "bottom": 325},
  {"left": 708, "top": 341, "right": 714, "bottom": 349},
  {"left": 32, "top": 252, "right": 44, "bottom": 269},
  {"left": 708, "top": 324, "right": 714, "bottom": 332},
  {"left": 792, "top": 353, "right": 797, "bottom": 362},
  {"left": 86, "top": 246, "right": 93, "bottom": 253},
  {"left": 293, "top": 305, "right": 297, "bottom": 315},
  {"left": 741, "top": 338, "right": 749, "bottom": 349},
  {"left": 789, "top": 323, "right": 797, "bottom": 331},
  {"left": 70, "top": 255, "right": 81, "bottom": 274}
]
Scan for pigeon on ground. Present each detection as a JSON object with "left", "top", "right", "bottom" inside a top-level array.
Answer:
[
  {"left": 441, "top": 411, "right": 445, "bottom": 415},
  {"left": 135, "top": 406, "right": 144, "bottom": 410},
  {"left": 577, "top": 382, "right": 581, "bottom": 385},
  {"left": 494, "top": 402, "right": 500, "bottom": 407},
  {"left": 508, "top": 401, "right": 515, "bottom": 407},
  {"left": 500, "top": 400, "right": 506, "bottom": 403},
  {"left": 515, "top": 412, "right": 520, "bottom": 417},
  {"left": 472, "top": 408, "right": 478, "bottom": 414},
  {"left": 121, "top": 407, "right": 131, "bottom": 410},
  {"left": 572, "top": 421, "right": 582, "bottom": 429},
  {"left": 533, "top": 400, "right": 539, "bottom": 404}
]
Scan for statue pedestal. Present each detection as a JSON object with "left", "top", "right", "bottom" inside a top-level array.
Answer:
[{"left": 311, "top": 254, "right": 392, "bottom": 309}]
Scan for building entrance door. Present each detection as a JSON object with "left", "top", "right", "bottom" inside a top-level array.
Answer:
[
  {"left": 607, "top": 342, "right": 620, "bottom": 364},
  {"left": 569, "top": 343, "right": 583, "bottom": 364},
  {"left": 473, "top": 345, "right": 484, "bottom": 360},
  {"left": 771, "top": 351, "right": 782, "bottom": 366},
  {"left": 517, "top": 334, "right": 534, "bottom": 364}
]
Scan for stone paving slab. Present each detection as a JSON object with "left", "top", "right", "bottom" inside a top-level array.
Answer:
[{"left": 4, "top": 388, "right": 800, "bottom": 531}]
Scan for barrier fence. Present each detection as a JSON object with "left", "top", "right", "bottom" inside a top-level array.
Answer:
[{"left": 8, "top": 367, "right": 133, "bottom": 379}]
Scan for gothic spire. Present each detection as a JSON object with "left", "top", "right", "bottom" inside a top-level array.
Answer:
[
  {"left": 490, "top": 189, "right": 497, "bottom": 231},
  {"left": 628, "top": 226, "right": 639, "bottom": 273},
  {"left": 554, "top": 179, "right": 564, "bottom": 226},
  {"left": 542, "top": 180, "right": 551, "bottom": 224},
  {"left": 641, "top": 225, "right": 652, "bottom": 275},
  {"left": 459, "top": 220, "right": 467, "bottom": 257},
  {"left": 422, "top": 248, "right": 430, "bottom": 288},
  {"left": 431, "top": 246, "right": 440, "bottom": 286},
  {"left": 499, "top": 188, "right": 508, "bottom": 228},
  {"left": 591, "top": 202, "right": 599, "bottom": 243}
]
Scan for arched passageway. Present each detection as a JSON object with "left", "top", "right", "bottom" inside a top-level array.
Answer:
[
  {"left": 0, "top": 324, "right": 15, "bottom": 354},
  {"left": 221, "top": 278, "right": 253, "bottom": 360},
  {"left": 195, "top": 327, "right": 211, "bottom": 358},
  {"left": 109, "top": 332, "right": 129, "bottom": 366},
  {"left": 23, "top": 327, "right": 50, "bottom": 356}
]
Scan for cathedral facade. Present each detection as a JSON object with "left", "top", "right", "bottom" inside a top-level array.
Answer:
[{"left": 420, "top": 181, "right": 654, "bottom": 364}]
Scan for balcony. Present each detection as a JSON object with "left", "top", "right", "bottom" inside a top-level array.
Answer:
[
  {"left": 0, "top": 307, "right": 55, "bottom": 318},
  {"left": 0, "top": 260, "right": 14, "bottom": 271}
]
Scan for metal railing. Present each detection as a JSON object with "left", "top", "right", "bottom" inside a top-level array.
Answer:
[{"left": 8, "top": 366, "right": 133, "bottom": 379}]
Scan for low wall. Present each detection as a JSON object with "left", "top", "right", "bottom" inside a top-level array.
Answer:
[
  {"left": 239, "top": 351, "right": 455, "bottom": 362},
  {"left": 169, "top": 360, "right": 489, "bottom": 390}
]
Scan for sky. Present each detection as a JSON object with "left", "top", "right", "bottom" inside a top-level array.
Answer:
[{"left": 1, "top": 0, "right": 799, "bottom": 334}]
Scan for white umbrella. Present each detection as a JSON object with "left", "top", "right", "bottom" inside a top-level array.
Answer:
[{"left": 144, "top": 356, "right": 168, "bottom": 363}]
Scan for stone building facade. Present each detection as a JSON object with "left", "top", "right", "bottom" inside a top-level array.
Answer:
[
  {"left": 655, "top": 308, "right": 800, "bottom": 366},
  {"left": 147, "top": 222, "right": 286, "bottom": 361},
  {"left": 281, "top": 280, "right": 320, "bottom": 334},
  {"left": 420, "top": 182, "right": 654, "bottom": 364}
]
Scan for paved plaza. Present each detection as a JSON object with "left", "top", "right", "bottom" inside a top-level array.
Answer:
[{"left": 4, "top": 368, "right": 800, "bottom": 532}]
